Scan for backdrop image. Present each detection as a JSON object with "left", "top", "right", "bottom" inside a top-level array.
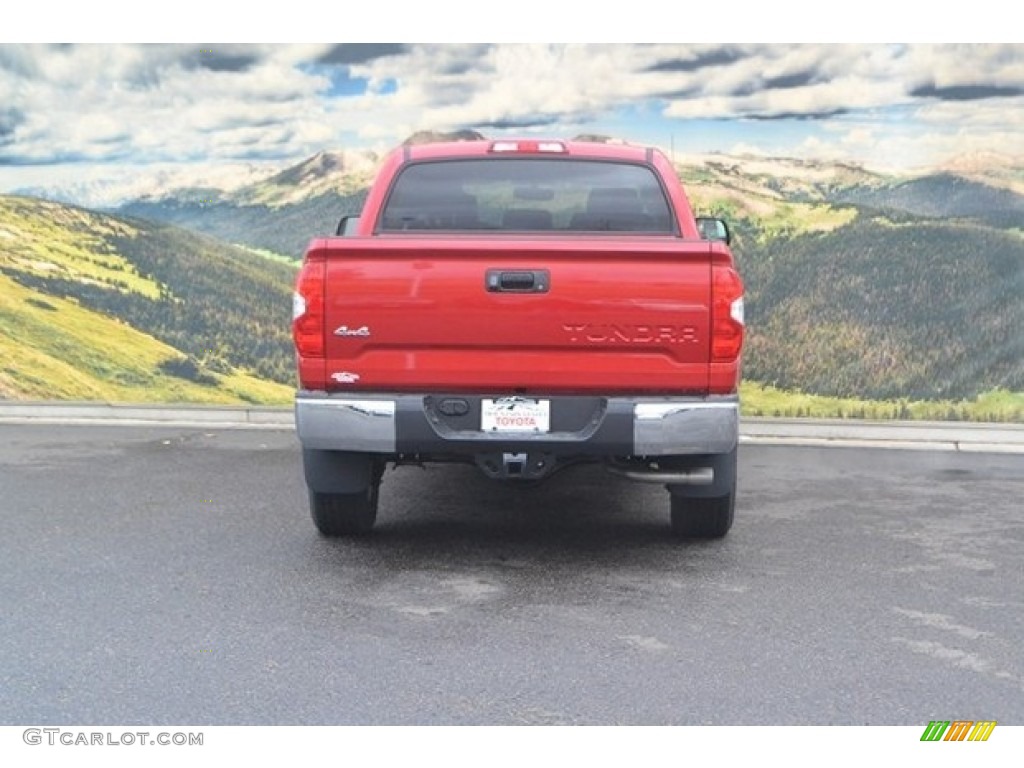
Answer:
[{"left": 1, "top": 44, "right": 1021, "bottom": 419}]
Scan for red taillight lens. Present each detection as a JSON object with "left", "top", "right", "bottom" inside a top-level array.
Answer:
[
  {"left": 711, "top": 265, "right": 744, "bottom": 363},
  {"left": 293, "top": 257, "right": 325, "bottom": 358}
]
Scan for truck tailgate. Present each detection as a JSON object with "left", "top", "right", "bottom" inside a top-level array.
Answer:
[{"left": 319, "top": 236, "right": 712, "bottom": 394}]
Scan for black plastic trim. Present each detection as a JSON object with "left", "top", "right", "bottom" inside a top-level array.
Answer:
[{"left": 395, "top": 395, "right": 634, "bottom": 457}]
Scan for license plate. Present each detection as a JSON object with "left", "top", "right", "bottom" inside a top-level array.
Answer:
[{"left": 481, "top": 397, "right": 550, "bottom": 433}]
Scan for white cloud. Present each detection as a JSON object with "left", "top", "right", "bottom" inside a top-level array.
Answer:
[
  {"left": 840, "top": 128, "right": 875, "bottom": 147},
  {"left": 0, "top": 42, "right": 1022, "bottom": 191},
  {"left": 1, "top": 45, "right": 333, "bottom": 164}
]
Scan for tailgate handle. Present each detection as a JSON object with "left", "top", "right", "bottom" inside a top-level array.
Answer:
[{"left": 486, "top": 269, "right": 549, "bottom": 293}]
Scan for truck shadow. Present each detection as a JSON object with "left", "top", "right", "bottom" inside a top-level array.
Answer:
[
  {"left": 300, "top": 462, "right": 743, "bottom": 621},
  {"left": 313, "top": 462, "right": 738, "bottom": 572}
]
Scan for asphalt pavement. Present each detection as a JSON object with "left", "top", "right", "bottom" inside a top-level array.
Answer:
[{"left": 1, "top": 423, "right": 1021, "bottom": 724}]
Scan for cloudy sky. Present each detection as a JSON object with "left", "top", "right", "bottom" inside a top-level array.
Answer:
[{"left": 1, "top": 43, "right": 1022, "bottom": 201}]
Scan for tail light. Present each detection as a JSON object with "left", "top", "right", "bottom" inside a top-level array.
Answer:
[
  {"left": 293, "top": 256, "right": 325, "bottom": 358},
  {"left": 711, "top": 265, "right": 744, "bottom": 362}
]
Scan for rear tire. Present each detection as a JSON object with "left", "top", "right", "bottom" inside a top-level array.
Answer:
[
  {"left": 310, "top": 485, "right": 379, "bottom": 537},
  {"left": 669, "top": 489, "right": 735, "bottom": 539},
  {"left": 666, "top": 447, "right": 737, "bottom": 539}
]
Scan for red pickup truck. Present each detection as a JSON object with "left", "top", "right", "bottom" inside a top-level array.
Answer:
[{"left": 292, "top": 139, "right": 744, "bottom": 538}]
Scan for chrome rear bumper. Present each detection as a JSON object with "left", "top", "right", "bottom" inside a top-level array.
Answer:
[{"left": 295, "top": 392, "right": 738, "bottom": 457}]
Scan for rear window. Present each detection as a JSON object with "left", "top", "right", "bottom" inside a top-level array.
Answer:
[{"left": 378, "top": 158, "right": 674, "bottom": 233}]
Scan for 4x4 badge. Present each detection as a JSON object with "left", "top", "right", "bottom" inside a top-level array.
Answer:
[{"left": 334, "top": 325, "right": 371, "bottom": 337}]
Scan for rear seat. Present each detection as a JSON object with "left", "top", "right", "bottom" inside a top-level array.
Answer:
[
  {"left": 382, "top": 188, "right": 482, "bottom": 230},
  {"left": 571, "top": 187, "right": 654, "bottom": 231},
  {"left": 502, "top": 209, "right": 554, "bottom": 230}
]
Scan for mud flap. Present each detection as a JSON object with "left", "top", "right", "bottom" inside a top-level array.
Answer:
[{"left": 302, "top": 449, "right": 379, "bottom": 495}]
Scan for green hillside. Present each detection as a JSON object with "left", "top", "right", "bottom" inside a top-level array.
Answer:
[
  {"left": 0, "top": 195, "right": 294, "bottom": 404},
  {"left": 740, "top": 215, "right": 1024, "bottom": 401},
  {"left": 118, "top": 191, "right": 365, "bottom": 260},
  {"left": 686, "top": 178, "right": 858, "bottom": 245},
  {"left": 835, "top": 174, "right": 1024, "bottom": 229}
]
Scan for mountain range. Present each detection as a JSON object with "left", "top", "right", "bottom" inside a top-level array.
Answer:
[
  {"left": 115, "top": 132, "right": 489, "bottom": 256},
  {"left": 3, "top": 133, "right": 1022, "bottom": 412}
]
